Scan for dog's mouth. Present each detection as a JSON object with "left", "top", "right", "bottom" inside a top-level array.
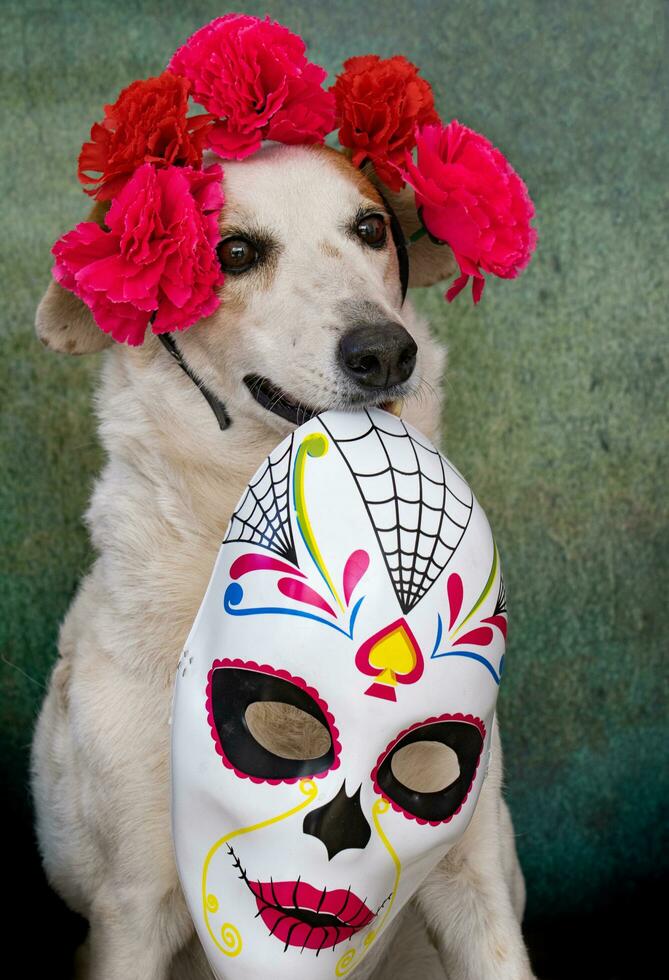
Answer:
[{"left": 244, "top": 374, "right": 404, "bottom": 426}]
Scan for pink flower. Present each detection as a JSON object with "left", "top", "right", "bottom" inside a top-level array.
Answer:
[
  {"left": 403, "top": 121, "right": 537, "bottom": 303},
  {"left": 52, "top": 163, "right": 224, "bottom": 345},
  {"left": 168, "top": 13, "right": 335, "bottom": 159}
]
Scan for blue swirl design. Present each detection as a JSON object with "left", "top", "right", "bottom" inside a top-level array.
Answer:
[
  {"left": 224, "top": 582, "right": 364, "bottom": 640},
  {"left": 430, "top": 614, "right": 503, "bottom": 685}
]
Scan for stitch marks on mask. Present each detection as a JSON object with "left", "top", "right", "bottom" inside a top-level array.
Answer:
[
  {"left": 209, "top": 805, "right": 400, "bottom": 966},
  {"left": 201, "top": 778, "right": 319, "bottom": 960},
  {"left": 334, "top": 797, "right": 402, "bottom": 976},
  {"left": 228, "top": 843, "right": 378, "bottom": 954},
  {"left": 200, "top": 781, "right": 401, "bottom": 967}
]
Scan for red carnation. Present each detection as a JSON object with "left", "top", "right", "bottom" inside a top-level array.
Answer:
[
  {"left": 78, "top": 72, "right": 213, "bottom": 201},
  {"left": 168, "top": 14, "right": 335, "bottom": 160},
  {"left": 53, "top": 163, "right": 224, "bottom": 346},
  {"left": 403, "top": 121, "right": 537, "bottom": 303},
  {"left": 332, "top": 55, "right": 439, "bottom": 192}
]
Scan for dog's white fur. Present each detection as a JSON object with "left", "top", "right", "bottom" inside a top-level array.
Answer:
[{"left": 31, "top": 144, "right": 535, "bottom": 980}]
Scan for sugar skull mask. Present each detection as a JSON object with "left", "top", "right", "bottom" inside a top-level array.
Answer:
[{"left": 171, "top": 409, "right": 507, "bottom": 978}]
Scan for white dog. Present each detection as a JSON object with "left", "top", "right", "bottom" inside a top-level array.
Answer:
[{"left": 31, "top": 143, "right": 535, "bottom": 980}]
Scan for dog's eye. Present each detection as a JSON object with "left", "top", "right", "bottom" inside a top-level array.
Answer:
[
  {"left": 356, "top": 214, "right": 387, "bottom": 248},
  {"left": 217, "top": 237, "right": 259, "bottom": 273}
]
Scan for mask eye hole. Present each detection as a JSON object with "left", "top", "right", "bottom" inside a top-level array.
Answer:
[
  {"left": 390, "top": 741, "right": 460, "bottom": 793},
  {"left": 372, "top": 714, "right": 486, "bottom": 824},
  {"left": 245, "top": 701, "right": 332, "bottom": 761},
  {"left": 207, "top": 659, "right": 341, "bottom": 783}
]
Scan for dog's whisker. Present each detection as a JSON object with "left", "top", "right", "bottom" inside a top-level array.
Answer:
[{"left": 1, "top": 655, "right": 47, "bottom": 690}]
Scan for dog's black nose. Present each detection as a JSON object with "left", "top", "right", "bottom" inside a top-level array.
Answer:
[{"left": 339, "top": 323, "right": 417, "bottom": 389}]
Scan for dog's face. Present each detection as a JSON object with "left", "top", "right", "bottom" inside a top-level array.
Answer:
[
  {"left": 195, "top": 144, "right": 411, "bottom": 429},
  {"left": 37, "top": 143, "right": 456, "bottom": 436}
]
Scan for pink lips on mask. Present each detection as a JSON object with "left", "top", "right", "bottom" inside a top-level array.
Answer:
[{"left": 248, "top": 879, "right": 375, "bottom": 952}]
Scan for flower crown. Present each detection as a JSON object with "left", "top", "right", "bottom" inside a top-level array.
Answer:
[{"left": 52, "top": 13, "right": 537, "bottom": 347}]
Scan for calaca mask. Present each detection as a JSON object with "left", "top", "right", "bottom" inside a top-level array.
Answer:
[{"left": 171, "top": 409, "right": 507, "bottom": 978}]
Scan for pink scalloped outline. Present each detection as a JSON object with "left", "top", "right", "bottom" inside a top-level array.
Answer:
[
  {"left": 205, "top": 657, "right": 342, "bottom": 785},
  {"left": 370, "top": 712, "right": 487, "bottom": 826}
]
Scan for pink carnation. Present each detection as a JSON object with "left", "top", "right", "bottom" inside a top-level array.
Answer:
[
  {"left": 403, "top": 121, "right": 537, "bottom": 303},
  {"left": 168, "top": 13, "right": 335, "bottom": 159},
  {"left": 52, "top": 163, "right": 224, "bottom": 345}
]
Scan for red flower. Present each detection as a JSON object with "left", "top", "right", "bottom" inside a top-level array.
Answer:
[
  {"left": 78, "top": 72, "right": 213, "bottom": 201},
  {"left": 168, "top": 14, "right": 335, "bottom": 159},
  {"left": 403, "top": 121, "right": 537, "bottom": 303},
  {"left": 53, "top": 163, "right": 224, "bottom": 345},
  {"left": 332, "top": 55, "right": 439, "bottom": 192}
]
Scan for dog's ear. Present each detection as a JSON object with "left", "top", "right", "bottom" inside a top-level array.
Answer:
[
  {"left": 36, "top": 201, "right": 113, "bottom": 355},
  {"left": 36, "top": 282, "right": 113, "bottom": 354},
  {"left": 365, "top": 168, "right": 457, "bottom": 289}
]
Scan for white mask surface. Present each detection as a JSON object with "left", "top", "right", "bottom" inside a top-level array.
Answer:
[{"left": 171, "top": 409, "right": 507, "bottom": 978}]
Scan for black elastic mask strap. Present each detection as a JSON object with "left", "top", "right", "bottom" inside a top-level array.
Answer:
[
  {"left": 380, "top": 193, "right": 410, "bottom": 304},
  {"left": 157, "top": 332, "right": 232, "bottom": 431}
]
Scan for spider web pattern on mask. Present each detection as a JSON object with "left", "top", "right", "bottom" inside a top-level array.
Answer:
[
  {"left": 495, "top": 575, "right": 507, "bottom": 616},
  {"left": 223, "top": 435, "right": 297, "bottom": 564},
  {"left": 321, "top": 411, "right": 473, "bottom": 614}
]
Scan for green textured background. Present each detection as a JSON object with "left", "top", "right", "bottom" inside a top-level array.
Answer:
[{"left": 1, "top": 1, "right": 666, "bottom": 976}]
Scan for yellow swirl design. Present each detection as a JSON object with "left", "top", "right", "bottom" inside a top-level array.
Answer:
[
  {"left": 370, "top": 799, "right": 401, "bottom": 934},
  {"left": 334, "top": 797, "right": 402, "bottom": 975},
  {"left": 293, "top": 432, "right": 345, "bottom": 611},
  {"left": 201, "top": 779, "right": 319, "bottom": 959},
  {"left": 451, "top": 541, "right": 499, "bottom": 637},
  {"left": 335, "top": 948, "right": 357, "bottom": 976},
  {"left": 216, "top": 921, "right": 242, "bottom": 957}
]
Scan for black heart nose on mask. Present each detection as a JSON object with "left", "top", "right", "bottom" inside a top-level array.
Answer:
[{"left": 303, "top": 782, "right": 371, "bottom": 860}]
